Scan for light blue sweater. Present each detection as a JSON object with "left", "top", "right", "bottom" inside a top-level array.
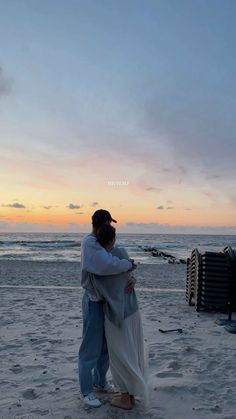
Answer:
[
  {"left": 82, "top": 247, "right": 138, "bottom": 327},
  {"left": 80, "top": 233, "right": 133, "bottom": 296}
]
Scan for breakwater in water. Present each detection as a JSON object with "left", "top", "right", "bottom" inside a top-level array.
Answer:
[{"left": 141, "top": 246, "right": 187, "bottom": 264}]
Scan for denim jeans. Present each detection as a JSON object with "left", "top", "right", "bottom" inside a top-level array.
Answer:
[{"left": 78, "top": 292, "right": 109, "bottom": 396}]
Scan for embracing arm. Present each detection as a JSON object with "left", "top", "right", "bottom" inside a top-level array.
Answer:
[
  {"left": 91, "top": 247, "right": 132, "bottom": 275},
  {"left": 82, "top": 236, "right": 132, "bottom": 275}
]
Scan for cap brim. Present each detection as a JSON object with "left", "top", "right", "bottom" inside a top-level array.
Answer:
[{"left": 111, "top": 218, "right": 117, "bottom": 223}]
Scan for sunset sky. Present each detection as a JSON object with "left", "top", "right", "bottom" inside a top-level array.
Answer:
[{"left": 0, "top": 0, "right": 236, "bottom": 234}]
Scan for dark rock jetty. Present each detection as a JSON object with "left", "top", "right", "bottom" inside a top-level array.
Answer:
[{"left": 141, "top": 246, "right": 187, "bottom": 264}]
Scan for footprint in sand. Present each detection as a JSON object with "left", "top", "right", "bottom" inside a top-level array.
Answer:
[
  {"left": 156, "top": 371, "right": 183, "bottom": 378},
  {"left": 65, "top": 355, "right": 77, "bottom": 362},
  {"left": 147, "top": 316, "right": 158, "bottom": 322},
  {"left": 206, "top": 360, "right": 219, "bottom": 370},
  {"left": 168, "top": 360, "right": 181, "bottom": 370},
  {"left": 31, "top": 409, "right": 50, "bottom": 416},
  {"left": 22, "top": 388, "right": 38, "bottom": 400},
  {"left": 211, "top": 405, "right": 222, "bottom": 414},
  {"left": 184, "top": 345, "right": 200, "bottom": 354},
  {"left": 53, "top": 377, "right": 77, "bottom": 385},
  {"left": 149, "top": 352, "right": 156, "bottom": 359},
  {"left": 10, "top": 364, "right": 23, "bottom": 374}
]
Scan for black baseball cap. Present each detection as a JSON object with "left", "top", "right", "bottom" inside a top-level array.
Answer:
[{"left": 92, "top": 209, "right": 117, "bottom": 226}]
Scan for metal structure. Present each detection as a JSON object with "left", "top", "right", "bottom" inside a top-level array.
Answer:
[{"left": 186, "top": 247, "right": 235, "bottom": 312}]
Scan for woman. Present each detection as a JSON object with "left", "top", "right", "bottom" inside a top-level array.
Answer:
[{"left": 93, "top": 224, "right": 148, "bottom": 410}]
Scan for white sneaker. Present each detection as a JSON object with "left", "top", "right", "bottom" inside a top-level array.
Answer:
[
  {"left": 94, "top": 382, "right": 116, "bottom": 393},
  {"left": 83, "top": 392, "right": 102, "bottom": 408}
]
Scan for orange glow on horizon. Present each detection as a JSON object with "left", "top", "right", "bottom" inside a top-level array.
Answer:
[{"left": 1, "top": 205, "right": 235, "bottom": 229}]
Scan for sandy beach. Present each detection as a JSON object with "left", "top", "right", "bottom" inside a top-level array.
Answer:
[{"left": 1, "top": 261, "right": 236, "bottom": 419}]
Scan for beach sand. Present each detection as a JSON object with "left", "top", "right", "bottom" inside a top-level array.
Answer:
[{"left": 1, "top": 262, "right": 236, "bottom": 419}]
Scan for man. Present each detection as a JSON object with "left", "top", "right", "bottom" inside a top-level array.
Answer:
[{"left": 78, "top": 209, "right": 134, "bottom": 407}]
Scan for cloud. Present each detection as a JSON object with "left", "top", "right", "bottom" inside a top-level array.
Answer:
[
  {"left": 0, "top": 66, "right": 12, "bottom": 96},
  {"left": 67, "top": 203, "right": 81, "bottom": 210},
  {"left": 229, "top": 196, "right": 236, "bottom": 208},
  {"left": 0, "top": 220, "right": 9, "bottom": 228},
  {"left": 204, "top": 173, "right": 221, "bottom": 181},
  {"left": 124, "top": 222, "right": 236, "bottom": 235},
  {"left": 42, "top": 205, "right": 59, "bottom": 210},
  {"left": 67, "top": 222, "right": 82, "bottom": 231},
  {"left": 1, "top": 218, "right": 235, "bottom": 234},
  {"left": 0, "top": 220, "right": 91, "bottom": 233},
  {"left": 156, "top": 204, "right": 174, "bottom": 210},
  {"left": 2, "top": 202, "right": 26, "bottom": 208},
  {"left": 76, "top": 212, "right": 84, "bottom": 214},
  {"left": 0, "top": 221, "right": 42, "bottom": 232},
  {"left": 140, "top": 82, "right": 236, "bottom": 179},
  {"left": 91, "top": 202, "right": 99, "bottom": 207},
  {"left": 177, "top": 166, "right": 187, "bottom": 176},
  {"left": 130, "top": 180, "right": 163, "bottom": 194}
]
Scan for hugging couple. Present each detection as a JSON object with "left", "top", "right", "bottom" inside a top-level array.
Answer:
[{"left": 78, "top": 209, "right": 148, "bottom": 410}]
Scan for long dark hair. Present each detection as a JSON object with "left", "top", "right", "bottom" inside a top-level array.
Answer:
[{"left": 96, "top": 224, "right": 116, "bottom": 247}]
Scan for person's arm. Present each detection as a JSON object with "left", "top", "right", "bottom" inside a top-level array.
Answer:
[
  {"left": 125, "top": 273, "right": 136, "bottom": 293},
  {"left": 83, "top": 236, "right": 132, "bottom": 275},
  {"left": 90, "top": 247, "right": 132, "bottom": 275}
]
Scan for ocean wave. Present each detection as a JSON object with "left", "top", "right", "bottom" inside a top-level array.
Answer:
[
  {"left": 143, "top": 242, "right": 185, "bottom": 249},
  {"left": 0, "top": 253, "right": 29, "bottom": 259},
  {"left": 0, "top": 233, "right": 235, "bottom": 264},
  {"left": 0, "top": 240, "right": 81, "bottom": 249}
]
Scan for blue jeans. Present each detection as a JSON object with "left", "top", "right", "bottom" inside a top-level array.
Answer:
[{"left": 78, "top": 292, "right": 109, "bottom": 396}]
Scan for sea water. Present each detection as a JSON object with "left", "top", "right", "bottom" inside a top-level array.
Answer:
[{"left": 0, "top": 233, "right": 236, "bottom": 264}]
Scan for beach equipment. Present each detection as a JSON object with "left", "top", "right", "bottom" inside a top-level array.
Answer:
[
  {"left": 186, "top": 247, "right": 236, "bottom": 313},
  {"left": 214, "top": 247, "right": 236, "bottom": 331},
  {"left": 186, "top": 248, "right": 201, "bottom": 307},
  {"left": 225, "top": 324, "right": 236, "bottom": 333},
  {"left": 223, "top": 246, "right": 236, "bottom": 312},
  {"left": 159, "top": 328, "right": 183, "bottom": 334}
]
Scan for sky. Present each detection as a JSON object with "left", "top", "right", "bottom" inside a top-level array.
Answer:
[{"left": 0, "top": 0, "right": 236, "bottom": 234}]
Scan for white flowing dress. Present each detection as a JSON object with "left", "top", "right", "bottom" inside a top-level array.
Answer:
[{"left": 104, "top": 309, "right": 148, "bottom": 400}]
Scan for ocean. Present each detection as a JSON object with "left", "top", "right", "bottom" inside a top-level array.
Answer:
[{"left": 0, "top": 233, "right": 236, "bottom": 264}]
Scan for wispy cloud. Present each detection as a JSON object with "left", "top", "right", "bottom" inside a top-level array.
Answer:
[
  {"left": 146, "top": 187, "right": 156, "bottom": 191},
  {"left": 0, "top": 220, "right": 9, "bottom": 228},
  {"left": 204, "top": 172, "right": 221, "bottom": 181},
  {"left": 67, "top": 222, "right": 81, "bottom": 231},
  {"left": 0, "top": 220, "right": 90, "bottom": 233},
  {"left": 2, "top": 202, "right": 26, "bottom": 208},
  {"left": 67, "top": 203, "right": 81, "bottom": 210},
  {"left": 230, "top": 196, "right": 236, "bottom": 207},
  {"left": 91, "top": 202, "right": 99, "bottom": 207},
  {"left": 0, "top": 2, "right": 235, "bottom": 232},
  {"left": 140, "top": 84, "right": 236, "bottom": 180},
  {"left": 156, "top": 204, "right": 174, "bottom": 210},
  {"left": 0, "top": 218, "right": 235, "bottom": 234},
  {"left": 125, "top": 222, "right": 236, "bottom": 235},
  {"left": 0, "top": 66, "right": 12, "bottom": 96}
]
